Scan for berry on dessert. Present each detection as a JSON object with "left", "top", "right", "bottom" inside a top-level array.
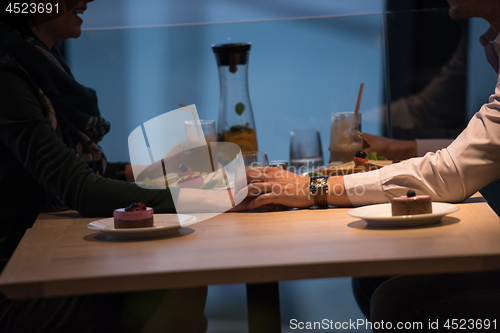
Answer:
[
  {"left": 114, "top": 202, "right": 154, "bottom": 229},
  {"left": 125, "top": 202, "right": 147, "bottom": 211},
  {"left": 391, "top": 190, "right": 432, "bottom": 216}
]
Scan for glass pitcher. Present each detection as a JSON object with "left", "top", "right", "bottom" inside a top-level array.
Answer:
[{"left": 212, "top": 43, "right": 258, "bottom": 152}]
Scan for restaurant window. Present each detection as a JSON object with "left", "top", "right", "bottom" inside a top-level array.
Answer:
[
  {"left": 67, "top": 0, "right": 494, "bottom": 163},
  {"left": 67, "top": 0, "right": 385, "bottom": 162},
  {"left": 384, "top": 0, "right": 469, "bottom": 140}
]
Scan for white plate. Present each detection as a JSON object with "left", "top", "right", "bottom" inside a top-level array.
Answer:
[
  {"left": 348, "top": 202, "right": 459, "bottom": 228},
  {"left": 88, "top": 214, "right": 196, "bottom": 239}
]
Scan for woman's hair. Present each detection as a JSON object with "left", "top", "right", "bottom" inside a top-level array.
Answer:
[{"left": 0, "top": 1, "right": 35, "bottom": 31}]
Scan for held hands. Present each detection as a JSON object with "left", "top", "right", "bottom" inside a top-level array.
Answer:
[
  {"left": 362, "top": 133, "right": 417, "bottom": 161},
  {"left": 243, "top": 167, "right": 314, "bottom": 210},
  {"left": 175, "top": 169, "right": 305, "bottom": 213}
]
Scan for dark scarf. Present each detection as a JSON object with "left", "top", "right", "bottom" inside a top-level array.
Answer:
[{"left": 0, "top": 23, "right": 110, "bottom": 176}]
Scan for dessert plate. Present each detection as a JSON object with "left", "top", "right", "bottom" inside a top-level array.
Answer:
[
  {"left": 88, "top": 214, "right": 196, "bottom": 239},
  {"left": 348, "top": 203, "right": 459, "bottom": 228}
]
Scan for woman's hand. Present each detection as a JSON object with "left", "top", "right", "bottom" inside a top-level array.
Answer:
[
  {"left": 228, "top": 196, "right": 289, "bottom": 212},
  {"left": 362, "top": 133, "right": 417, "bottom": 160},
  {"left": 244, "top": 167, "right": 314, "bottom": 210}
]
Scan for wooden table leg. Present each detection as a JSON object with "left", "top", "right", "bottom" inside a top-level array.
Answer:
[{"left": 246, "top": 282, "right": 282, "bottom": 333}]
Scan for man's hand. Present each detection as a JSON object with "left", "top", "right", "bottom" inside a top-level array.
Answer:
[
  {"left": 244, "top": 167, "right": 314, "bottom": 210},
  {"left": 228, "top": 196, "right": 290, "bottom": 212},
  {"left": 362, "top": 133, "right": 417, "bottom": 160}
]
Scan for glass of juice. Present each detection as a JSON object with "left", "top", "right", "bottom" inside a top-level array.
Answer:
[{"left": 329, "top": 112, "right": 362, "bottom": 164}]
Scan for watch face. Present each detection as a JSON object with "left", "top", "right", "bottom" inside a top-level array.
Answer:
[
  {"left": 310, "top": 176, "right": 328, "bottom": 190},
  {"left": 309, "top": 176, "right": 329, "bottom": 207}
]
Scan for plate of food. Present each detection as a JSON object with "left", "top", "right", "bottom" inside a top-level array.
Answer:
[
  {"left": 143, "top": 164, "right": 231, "bottom": 191},
  {"left": 318, "top": 151, "right": 393, "bottom": 177},
  {"left": 88, "top": 203, "right": 196, "bottom": 239},
  {"left": 348, "top": 191, "right": 459, "bottom": 228}
]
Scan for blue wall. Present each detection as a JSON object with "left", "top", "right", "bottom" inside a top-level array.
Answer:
[
  {"left": 79, "top": 0, "right": 384, "bottom": 29},
  {"left": 67, "top": 1, "right": 385, "bottom": 163}
]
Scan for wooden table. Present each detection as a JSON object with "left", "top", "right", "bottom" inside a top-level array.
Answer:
[{"left": 1, "top": 195, "right": 500, "bottom": 332}]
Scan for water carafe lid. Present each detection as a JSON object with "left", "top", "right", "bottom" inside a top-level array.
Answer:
[{"left": 212, "top": 43, "right": 251, "bottom": 69}]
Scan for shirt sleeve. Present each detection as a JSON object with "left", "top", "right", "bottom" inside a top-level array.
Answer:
[
  {"left": 0, "top": 69, "right": 179, "bottom": 217},
  {"left": 345, "top": 82, "right": 500, "bottom": 206},
  {"left": 415, "top": 138, "right": 454, "bottom": 157}
]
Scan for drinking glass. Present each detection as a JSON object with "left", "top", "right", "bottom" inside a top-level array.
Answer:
[
  {"left": 289, "top": 129, "right": 324, "bottom": 174},
  {"left": 184, "top": 119, "right": 217, "bottom": 172},
  {"left": 185, "top": 119, "right": 216, "bottom": 147},
  {"left": 269, "top": 160, "right": 289, "bottom": 170},
  {"left": 329, "top": 112, "right": 362, "bottom": 164},
  {"left": 242, "top": 151, "right": 269, "bottom": 171}
]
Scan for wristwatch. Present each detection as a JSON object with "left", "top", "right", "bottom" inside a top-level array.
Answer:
[{"left": 309, "top": 176, "right": 329, "bottom": 208}]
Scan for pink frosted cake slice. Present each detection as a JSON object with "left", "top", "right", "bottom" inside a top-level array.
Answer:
[
  {"left": 114, "top": 202, "right": 154, "bottom": 229},
  {"left": 391, "top": 190, "right": 432, "bottom": 216}
]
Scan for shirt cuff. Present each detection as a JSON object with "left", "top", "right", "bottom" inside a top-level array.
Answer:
[
  {"left": 415, "top": 139, "right": 454, "bottom": 157},
  {"left": 344, "top": 170, "right": 385, "bottom": 206}
]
